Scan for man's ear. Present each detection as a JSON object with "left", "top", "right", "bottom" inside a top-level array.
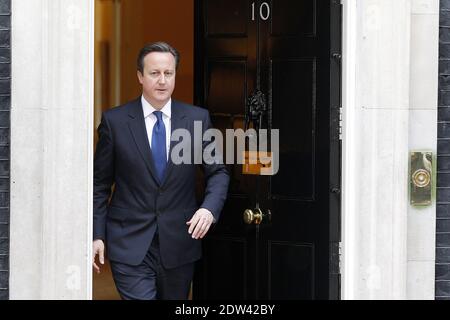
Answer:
[{"left": 137, "top": 70, "right": 143, "bottom": 84}]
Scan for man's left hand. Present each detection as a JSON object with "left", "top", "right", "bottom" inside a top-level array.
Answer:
[{"left": 187, "top": 208, "right": 215, "bottom": 239}]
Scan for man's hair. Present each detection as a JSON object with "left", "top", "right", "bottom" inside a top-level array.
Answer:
[{"left": 137, "top": 41, "right": 180, "bottom": 73}]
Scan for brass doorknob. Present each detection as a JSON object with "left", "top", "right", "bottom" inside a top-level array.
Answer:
[{"left": 243, "top": 208, "right": 263, "bottom": 225}]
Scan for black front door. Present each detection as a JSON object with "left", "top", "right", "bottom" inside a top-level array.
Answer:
[{"left": 193, "top": 0, "right": 342, "bottom": 300}]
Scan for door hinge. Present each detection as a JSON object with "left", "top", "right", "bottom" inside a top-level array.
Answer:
[
  {"left": 338, "top": 241, "right": 342, "bottom": 273},
  {"left": 330, "top": 241, "right": 341, "bottom": 275},
  {"left": 332, "top": 53, "right": 342, "bottom": 60},
  {"left": 331, "top": 105, "right": 342, "bottom": 141}
]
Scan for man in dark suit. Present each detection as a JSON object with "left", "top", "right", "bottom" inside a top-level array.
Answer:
[{"left": 92, "top": 42, "right": 229, "bottom": 300}]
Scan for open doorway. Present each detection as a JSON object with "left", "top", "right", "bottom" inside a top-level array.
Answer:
[
  {"left": 93, "top": 0, "right": 194, "bottom": 300},
  {"left": 93, "top": 0, "right": 341, "bottom": 300}
]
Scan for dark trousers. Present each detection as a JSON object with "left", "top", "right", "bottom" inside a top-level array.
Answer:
[{"left": 110, "top": 231, "right": 195, "bottom": 300}]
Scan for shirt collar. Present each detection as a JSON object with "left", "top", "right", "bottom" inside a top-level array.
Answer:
[{"left": 141, "top": 95, "right": 172, "bottom": 120}]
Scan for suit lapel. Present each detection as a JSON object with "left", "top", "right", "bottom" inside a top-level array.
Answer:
[
  {"left": 127, "top": 98, "right": 160, "bottom": 185},
  {"left": 162, "top": 100, "right": 187, "bottom": 186}
]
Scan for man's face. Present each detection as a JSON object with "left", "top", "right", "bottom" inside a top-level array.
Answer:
[{"left": 137, "top": 52, "right": 176, "bottom": 109}]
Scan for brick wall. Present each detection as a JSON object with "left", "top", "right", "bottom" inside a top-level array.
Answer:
[
  {"left": 0, "top": 0, "right": 10, "bottom": 301},
  {"left": 436, "top": 0, "right": 450, "bottom": 300}
]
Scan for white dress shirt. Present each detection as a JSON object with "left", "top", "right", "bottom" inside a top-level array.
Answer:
[{"left": 141, "top": 96, "right": 171, "bottom": 161}]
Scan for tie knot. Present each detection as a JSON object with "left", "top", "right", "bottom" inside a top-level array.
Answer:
[{"left": 153, "top": 111, "right": 163, "bottom": 122}]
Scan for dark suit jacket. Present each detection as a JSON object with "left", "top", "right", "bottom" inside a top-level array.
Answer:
[{"left": 93, "top": 98, "right": 229, "bottom": 268}]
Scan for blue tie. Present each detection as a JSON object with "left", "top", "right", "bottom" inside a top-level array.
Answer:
[{"left": 151, "top": 111, "right": 167, "bottom": 183}]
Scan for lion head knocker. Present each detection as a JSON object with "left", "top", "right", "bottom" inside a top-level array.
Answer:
[{"left": 245, "top": 90, "right": 267, "bottom": 131}]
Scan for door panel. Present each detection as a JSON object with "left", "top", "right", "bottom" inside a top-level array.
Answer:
[
  {"left": 194, "top": 0, "right": 341, "bottom": 300},
  {"left": 258, "top": 0, "right": 334, "bottom": 300},
  {"left": 206, "top": 60, "right": 247, "bottom": 115},
  {"left": 270, "top": 58, "right": 316, "bottom": 199},
  {"left": 270, "top": 0, "right": 316, "bottom": 36},
  {"left": 202, "top": 237, "right": 248, "bottom": 299},
  {"left": 269, "top": 242, "right": 314, "bottom": 299}
]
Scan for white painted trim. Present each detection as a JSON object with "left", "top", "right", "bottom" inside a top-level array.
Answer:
[
  {"left": 340, "top": 0, "right": 357, "bottom": 300},
  {"left": 87, "top": 0, "right": 95, "bottom": 300},
  {"left": 11, "top": 0, "right": 96, "bottom": 299}
]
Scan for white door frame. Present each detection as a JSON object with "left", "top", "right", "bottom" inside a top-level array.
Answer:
[{"left": 340, "top": 0, "right": 357, "bottom": 300}]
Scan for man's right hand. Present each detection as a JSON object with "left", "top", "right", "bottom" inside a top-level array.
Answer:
[{"left": 93, "top": 239, "right": 105, "bottom": 274}]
